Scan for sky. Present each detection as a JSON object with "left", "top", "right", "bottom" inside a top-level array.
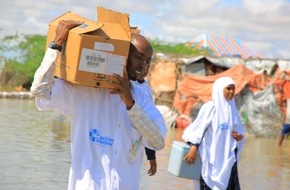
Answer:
[{"left": 1, "top": 0, "right": 290, "bottom": 60}]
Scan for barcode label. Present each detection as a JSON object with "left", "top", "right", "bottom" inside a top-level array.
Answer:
[
  {"left": 85, "top": 54, "right": 105, "bottom": 68},
  {"left": 79, "top": 49, "right": 107, "bottom": 73},
  {"left": 79, "top": 48, "right": 125, "bottom": 76}
]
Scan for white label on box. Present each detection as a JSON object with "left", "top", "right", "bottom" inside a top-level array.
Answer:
[
  {"left": 94, "top": 42, "right": 114, "bottom": 52},
  {"left": 79, "top": 48, "right": 107, "bottom": 73},
  {"left": 78, "top": 48, "right": 126, "bottom": 76},
  {"left": 106, "top": 54, "right": 126, "bottom": 76}
]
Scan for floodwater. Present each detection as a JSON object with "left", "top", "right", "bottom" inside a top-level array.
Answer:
[{"left": 0, "top": 99, "right": 290, "bottom": 190}]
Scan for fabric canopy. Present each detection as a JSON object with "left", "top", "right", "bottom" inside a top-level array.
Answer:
[
  {"left": 188, "top": 33, "right": 261, "bottom": 59},
  {"left": 173, "top": 63, "right": 255, "bottom": 116}
]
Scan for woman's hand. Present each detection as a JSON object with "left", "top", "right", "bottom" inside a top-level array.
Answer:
[
  {"left": 232, "top": 131, "right": 243, "bottom": 141},
  {"left": 184, "top": 145, "right": 198, "bottom": 165}
]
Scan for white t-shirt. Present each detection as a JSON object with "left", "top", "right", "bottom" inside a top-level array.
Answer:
[
  {"left": 36, "top": 79, "right": 165, "bottom": 190},
  {"left": 131, "top": 80, "right": 153, "bottom": 101}
]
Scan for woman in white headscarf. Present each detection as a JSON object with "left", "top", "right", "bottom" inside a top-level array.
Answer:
[{"left": 182, "top": 76, "right": 245, "bottom": 190}]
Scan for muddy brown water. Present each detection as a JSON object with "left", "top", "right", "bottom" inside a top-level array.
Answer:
[{"left": 0, "top": 99, "right": 289, "bottom": 190}]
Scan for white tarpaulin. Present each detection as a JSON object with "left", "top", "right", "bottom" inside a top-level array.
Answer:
[{"left": 242, "top": 84, "right": 283, "bottom": 138}]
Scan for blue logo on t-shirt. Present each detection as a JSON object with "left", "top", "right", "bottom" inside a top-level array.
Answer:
[
  {"left": 219, "top": 123, "right": 230, "bottom": 131},
  {"left": 89, "top": 128, "right": 114, "bottom": 147}
]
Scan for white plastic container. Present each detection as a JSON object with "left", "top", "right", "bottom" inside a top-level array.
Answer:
[{"left": 167, "top": 141, "right": 201, "bottom": 180}]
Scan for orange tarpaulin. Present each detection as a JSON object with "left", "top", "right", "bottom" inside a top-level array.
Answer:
[
  {"left": 283, "top": 81, "right": 290, "bottom": 99},
  {"left": 173, "top": 63, "right": 255, "bottom": 116},
  {"left": 149, "top": 61, "right": 177, "bottom": 94},
  {"left": 247, "top": 73, "right": 272, "bottom": 92}
]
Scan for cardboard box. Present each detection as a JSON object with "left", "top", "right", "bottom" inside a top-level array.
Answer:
[
  {"left": 46, "top": 7, "right": 131, "bottom": 89},
  {"left": 167, "top": 141, "right": 201, "bottom": 180}
]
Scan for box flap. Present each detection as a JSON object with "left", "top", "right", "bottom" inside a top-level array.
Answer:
[
  {"left": 49, "top": 11, "right": 103, "bottom": 34},
  {"left": 97, "top": 7, "right": 131, "bottom": 35},
  {"left": 101, "top": 24, "right": 129, "bottom": 40}
]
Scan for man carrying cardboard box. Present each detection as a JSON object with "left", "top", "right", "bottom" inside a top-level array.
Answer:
[
  {"left": 46, "top": 7, "right": 132, "bottom": 89},
  {"left": 31, "top": 15, "right": 166, "bottom": 190}
]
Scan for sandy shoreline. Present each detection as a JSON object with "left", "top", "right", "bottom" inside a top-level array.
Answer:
[{"left": 0, "top": 91, "right": 34, "bottom": 99}]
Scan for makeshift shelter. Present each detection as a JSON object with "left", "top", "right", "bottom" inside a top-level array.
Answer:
[
  {"left": 179, "top": 55, "right": 290, "bottom": 78},
  {"left": 188, "top": 33, "right": 261, "bottom": 59},
  {"left": 174, "top": 63, "right": 254, "bottom": 116},
  {"left": 172, "top": 63, "right": 290, "bottom": 138},
  {"left": 148, "top": 51, "right": 290, "bottom": 138},
  {"left": 244, "top": 84, "right": 282, "bottom": 138},
  {"left": 179, "top": 55, "right": 228, "bottom": 76},
  {"left": 149, "top": 58, "right": 180, "bottom": 107}
]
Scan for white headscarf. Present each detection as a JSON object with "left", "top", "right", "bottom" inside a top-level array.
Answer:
[{"left": 212, "top": 76, "right": 238, "bottom": 130}]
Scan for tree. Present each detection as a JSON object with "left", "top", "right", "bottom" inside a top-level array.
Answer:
[
  {"left": 149, "top": 39, "right": 211, "bottom": 57},
  {"left": 0, "top": 34, "right": 46, "bottom": 90}
]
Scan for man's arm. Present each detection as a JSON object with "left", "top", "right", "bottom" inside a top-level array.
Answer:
[
  {"left": 145, "top": 147, "right": 156, "bottom": 160},
  {"left": 145, "top": 147, "right": 157, "bottom": 176},
  {"left": 128, "top": 104, "right": 166, "bottom": 150},
  {"left": 30, "top": 49, "right": 58, "bottom": 99},
  {"left": 31, "top": 20, "right": 83, "bottom": 99}
]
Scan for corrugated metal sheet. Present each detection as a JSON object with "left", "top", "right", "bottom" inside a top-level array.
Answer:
[{"left": 188, "top": 33, "right": 261, "bottom": 59}]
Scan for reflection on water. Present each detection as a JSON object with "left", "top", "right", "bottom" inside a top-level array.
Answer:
[
  {"left": 0, "top": 99, "right": 70, "bottom": 190},
  {"left": 0, "top": 99, "right": 290, "bottom": 190}
]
